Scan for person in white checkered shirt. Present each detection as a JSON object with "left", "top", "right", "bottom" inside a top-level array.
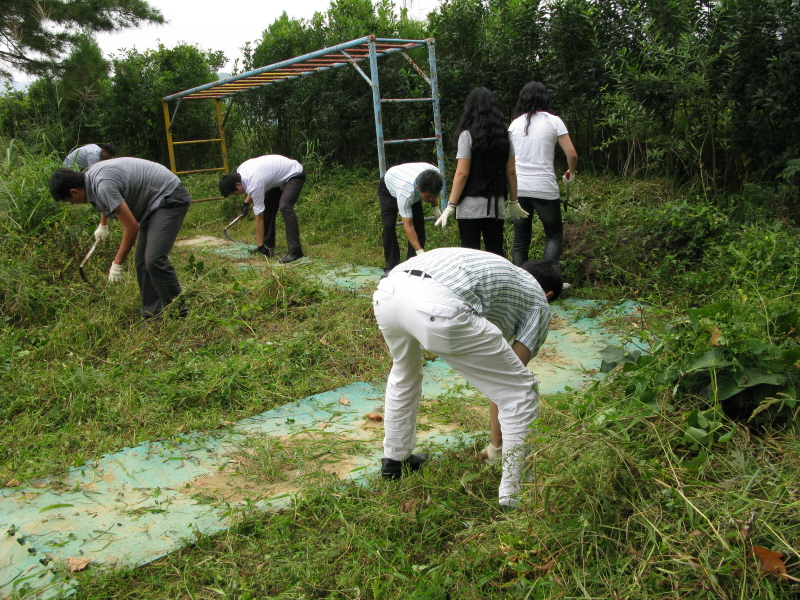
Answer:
[
  {"left": 379, "top": 163, "right": 444, "bottom": 272},
  {"left": 372, "top": 247, "right": 562, "bottom": 508}
]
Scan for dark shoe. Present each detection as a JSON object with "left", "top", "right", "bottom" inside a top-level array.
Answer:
[
  {"left": 250, "top": 245, "right": 273, "bottom": 257},
  {"left": 381, "top": 453, "right": 428, "bottom": 480},
  {"left": 279, "top": 252, "right": 304, "bottom": 264}
]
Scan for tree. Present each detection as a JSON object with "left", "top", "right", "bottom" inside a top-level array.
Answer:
[
  {"left": 103, "top": 44, "right": 225, "bottom": 165},
  {"left": 0, "top": 0, "right": 163, "bottom": 79}
]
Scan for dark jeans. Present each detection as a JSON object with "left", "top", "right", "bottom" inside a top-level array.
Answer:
[
  {"left": 512, "top": 197, "right": 562, "bottom": 266},
  {"left": 457, "top": 218, "right": 505, "bottom": 258},
  {"left": 136, "top": 185, "right": 190, "bottom": 318},
  {"left": 379, "top": 178, "right": 425, "bottom": 271},
  {"left": 263, "top": 172, "right": 305, "bottom": 254}
]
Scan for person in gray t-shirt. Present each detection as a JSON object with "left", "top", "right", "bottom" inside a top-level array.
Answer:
[{"left": 49, "top": 158, "right": 191, "bottom": 318}]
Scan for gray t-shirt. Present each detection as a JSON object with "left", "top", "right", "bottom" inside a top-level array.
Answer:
[
  {"left": 85, "top": 158, "right": 182, "bottom": 224},
  {"left": 63, "top": 144, "right": 102, "bottom": 170},
  {"left": 455, "top": 130, "right": 515, "bottom": 219}
]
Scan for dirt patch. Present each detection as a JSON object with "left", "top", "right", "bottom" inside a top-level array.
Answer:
[
  {"left": 186, "top": 469, "right": 300, "bottom": 504},
  {"left": 175, "top": 235, "right": 228, "bottom": 248}
]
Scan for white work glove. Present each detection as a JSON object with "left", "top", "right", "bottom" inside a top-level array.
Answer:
[
  {"left": 434, "top": 203, "right": 456, "bottom": 228},
  {"left": 415, "top": 248, "right": 426, "bottom": 256},
  {"left": 508, "top": 201, "right": 529, "bottom": 219},
  {"left": 432, "top": 205, "right": 442, "bottom": 220},
  {"left": 94, "top": 224, "right": 109, "bottom": 242},
  {"left": 108, "top": 262, "right": 125, "bottom": 283},
  {"left": 563, "top": 170, "right": 576, "bottom": 187},
  {"left": 481, "top": 443, "right": 502, "bottom": 466}
]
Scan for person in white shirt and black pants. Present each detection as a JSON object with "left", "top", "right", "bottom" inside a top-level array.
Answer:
[{"left": 219, "top": 155, "right": 306, "bottom": 264}]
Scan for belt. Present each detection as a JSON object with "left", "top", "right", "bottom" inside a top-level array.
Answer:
[{"left": 405, "top": 270, "right": 431, "bottom": 278}]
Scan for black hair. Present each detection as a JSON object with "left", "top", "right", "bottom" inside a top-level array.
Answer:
[
  {"left": 49, "top": 168, "right": 86, "bottom": 201},
  {"left": 453, "top": 87, "right": 509, "bottom": 153},
  {"left": 520, "top": 259, "right": 563, "bottom": 301},
  {"left": 514, "top": 82, "right": 555, "bottom": 135},
  {"left": 219, "top": 173, "right": 243, "bottom": 197},
  {"left": 415, "top": 169, "right": 444, "bottom": 195},
  {"left": 100, "top": 143, "right": 117, "bottom": 157}
]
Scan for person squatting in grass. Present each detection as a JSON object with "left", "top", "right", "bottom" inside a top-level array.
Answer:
[
  {"left": 508, "top": 82, "right": 578, "bottom": 268},
  {"left": 219, "top": 155, "right": 306, "bottom": 264},
  {"left": 49, "top": 158, "right": 192, "bottom": 319},
  {"left": 435, "top": 87, "right": 529, "bottom": 257},
  {"left": 62, "top": 143, "right": 117, "bottom": 170},
  {"left": 373, "top": 247, "right": 562, "bottom": 508},
  {"left": 379, "top": 163, "right": 444, "bottom": 272}
]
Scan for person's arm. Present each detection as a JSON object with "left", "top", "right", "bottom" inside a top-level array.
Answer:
[
  {"left": 511, "top": 340, "right": 532, "bottom": 366},
  {"left": 558, "top": 134, "right": 578, "bottom": 174},
  {"left": 447, "top": 158, "right": 471, "bottom": 206},
  {"left": 402, "top": 217, "right": 423, "bottom": 252},
  {"left": 100, "top": 215, "right": 108, "bottom": 227},
  {"left": 506, "top": 155, "right": 518, "bottom": 204},
  {"left": 111, "top": 201, "right": 139, "bottom": 265}
]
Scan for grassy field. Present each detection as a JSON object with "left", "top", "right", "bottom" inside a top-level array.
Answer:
[{"left": 1, "top": 142, "right": 799, "bottom": 598}]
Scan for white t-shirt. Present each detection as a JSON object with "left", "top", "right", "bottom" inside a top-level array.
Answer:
[
  {"left": 383, "top": 162, "right": 440, "bottom": 219},
  {"left": 508, "top": 112, "right": 568, "bottom": 200},
  {"left": 63, "top": 144, "right": 102, "bottom": 170},
  {"left": 237, "top": 155, "right": 304, "bottom": 216},
  {"left": 455, "top": 130, "right": 515, "bottom": 219}
]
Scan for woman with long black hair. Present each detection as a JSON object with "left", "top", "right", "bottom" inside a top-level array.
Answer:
[
  {"left": 435, "top": 87, "right": 527, "bottom": 256},
  {"left": 508, "top": 82, "right": 578, "bottom": 267}
]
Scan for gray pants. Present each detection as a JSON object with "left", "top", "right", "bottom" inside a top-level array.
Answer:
[{"left": 136, "top": 186, "right": 190, "bottom": 317}]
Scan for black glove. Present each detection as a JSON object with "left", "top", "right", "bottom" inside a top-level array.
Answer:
[
  {"left": 240, "top": 202, "right": 251, "bottom": 217},
  {"left": 250, "top": 245, "right": 273, "bottom": 257}
]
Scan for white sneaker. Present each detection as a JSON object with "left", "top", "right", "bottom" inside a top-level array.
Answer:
[{"left": 562, "top": 282, "right": 571, "bottom": 290}]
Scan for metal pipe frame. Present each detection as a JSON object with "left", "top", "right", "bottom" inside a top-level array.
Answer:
[{"left": 161, "top": 36, "right": 445, "bottom": 197}]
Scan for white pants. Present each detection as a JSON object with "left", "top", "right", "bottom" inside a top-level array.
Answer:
[{"left": 373, "top": 272, "right": 539, "bottom": 506}]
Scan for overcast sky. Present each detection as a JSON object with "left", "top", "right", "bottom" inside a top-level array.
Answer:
[
  {"left": 11, "top": 0, "right": 439, "bottom": 81},
  {"left": 12, "top": 0, "right": 440, "bottom": 82}
]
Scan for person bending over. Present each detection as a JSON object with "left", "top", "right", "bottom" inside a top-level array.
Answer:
[
  {"left": 379, "top": 163, "right": 444, "bottom": 272},
  {"left": 49, "top": 158, "right": 191, "bottom": 318},
  {"left": 372, "top": 248, "right": 562, "bottom": 509},
  {"left": 219, "top": 155, "right": 306, "bottom": 264},
  {"left": 63, "top": 143, "right": 117, "bottom": 170}
]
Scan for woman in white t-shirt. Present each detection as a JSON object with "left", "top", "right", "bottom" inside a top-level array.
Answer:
[
  {"left": 508, "top": 82, "right": 578, "bottom": 267},
  {"left": 435, "top": 87, "right": 527, "bottom": 257}
]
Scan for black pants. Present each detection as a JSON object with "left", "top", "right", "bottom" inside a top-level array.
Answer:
[
  {"left": 379, "top": 178, "right": 425, "bottom": 271},
  {"left": 457, "top": 217, "right": 505, "bottom": 258},
  {"left": 136, "top": 184, "right": 190, "bottom": 318},
  {"left": 511, "top": 197, "right": 562, "bottom": 265},
  {"left": 263, "top": 172, "right": 305, "bottom": 255}
]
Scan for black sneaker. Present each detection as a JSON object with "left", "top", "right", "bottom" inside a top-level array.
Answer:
[
  {"left": 279, "top": 252, "right": 304, "bottom": 264},
  {"left": 250, "top": 245, "right": 273, "bottom": 257},
  {"left": 380, "top": 453, "right": 428, "bottom": 480}
]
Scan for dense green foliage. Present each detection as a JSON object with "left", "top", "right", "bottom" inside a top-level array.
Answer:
[{"left": 3, "top": 0, "right": 799, "bottom": 189}]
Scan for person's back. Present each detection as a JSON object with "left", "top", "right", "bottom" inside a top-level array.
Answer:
[
  {"left": 85, "top": 158, "right": 180, "bottom": 224},
  {"left": 63, "top": 144, "right": 102, "bottom": 170},
  {"left": 63, "top": 143, "right": 117, "bottom": 170}
]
